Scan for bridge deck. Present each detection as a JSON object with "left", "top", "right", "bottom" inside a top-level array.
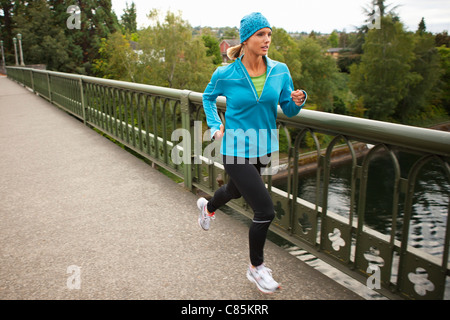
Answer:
[{"left": 0, "top": 75, "right": 361, "bottom": 300}]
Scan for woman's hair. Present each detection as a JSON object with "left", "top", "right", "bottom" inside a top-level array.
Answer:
[{"left": 227, "top": 43, "right": 244, "bottom": 60}]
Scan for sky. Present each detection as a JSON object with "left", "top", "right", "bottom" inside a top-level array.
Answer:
[{"left": 110, "top": 0, "right": 450, "bottom": 34}]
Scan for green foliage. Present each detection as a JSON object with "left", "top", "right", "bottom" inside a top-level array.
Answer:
[
  {"left": 269, "top": 27, "right": 302, "bottom": 84},
  {"left": 349, "top": 9, "right": 448, "bottom": 124},
  {"left": 349, "top": 16, "right": 418, "bottom": 121},
  {"left": 436, "top": 46, "right": 450, "bottom": 114},
  {"left": 93, "top": 33, "right": 140, "bottom": 81},
  {"left": 346, "top": 0, "right": 448, "bottom": 124},
  {"left": 13, "top": 0, "right": 72, "bottom": 71},
  {"left": 202, "top": 34, "right": 222, "bottom": 65},
  {"left": 138, "top": 10, "right": 214, "bottom": 91},
  {"left": 120, "top": 1, "right": 137, "bottom": 34},
  {"left": 1, "top": 0, "right": 448, "bottom": 127},
  {"left": 396, "top": 32, "right": 442, "bottom": 122},
  {"left": 297, "top": 38, "right": 339, "bottom": 112},
  {"left": 96, "top": 10, "right": 214, "bottom": 92},
  {"left": 269, "top": 27, "right": 340, "bottom": 113},
  {"left": 2, "top": 0, "right": 119, "bottom": 74},
  {"left": 328, "top": 30, "right": 339, "bottom": 48}
]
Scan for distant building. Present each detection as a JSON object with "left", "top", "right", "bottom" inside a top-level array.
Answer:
[
  {"left": 219, "top": 39, "right": 240, "bottom": 64},
  {"left": 326, "top": 48, "right": 343, "bottom": 59},
  {"left": 129, "top": 40, "right": 143, "bottom": 56}
]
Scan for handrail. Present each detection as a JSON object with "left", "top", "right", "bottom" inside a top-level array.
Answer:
[
  {"left": 10, "top": 66, "right": 450, "bottom": 157},
  {"left": 188, "top": 90, "right": 450, "bottom": 157},
  {"left": 6, "top": 66, "right": 450, "bottom": 300},
  {"left": 279, "top": 108, "right": 450, "bottom": 157}
]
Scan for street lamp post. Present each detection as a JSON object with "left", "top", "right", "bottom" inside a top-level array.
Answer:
[
  {"left": 0, "top": 40, "right": 5, "bottom": 68},
  {"left": 17, "top": 34, "right": 25, "bottom": 66},
  {"left": 13, "top": 37, "right": 18, "bottom": 66}
]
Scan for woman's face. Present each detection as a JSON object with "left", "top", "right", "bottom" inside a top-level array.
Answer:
[{"left": 244, "top": 27, "right": 272, "bottom": 56}]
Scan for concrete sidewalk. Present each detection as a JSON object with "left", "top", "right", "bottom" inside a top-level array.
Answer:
[{"left": 0, "top": 76, "right": 361, "bottom": 300}]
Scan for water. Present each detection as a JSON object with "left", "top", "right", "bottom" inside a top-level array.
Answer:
[
  {"left": 273, "top": 150, "right": 449, "bottom": 298},
  {"left": 274, "top": 151, "right": 449, "bottom": 261}
]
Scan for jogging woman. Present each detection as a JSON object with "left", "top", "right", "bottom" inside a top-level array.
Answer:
[{"left": 197, "top": 12, "right": 307, "bottom": 294}]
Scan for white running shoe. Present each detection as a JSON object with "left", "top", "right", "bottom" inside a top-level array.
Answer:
[
  {"left": 247, "top": 264, "right": 280, "bottom": 294},
  {"left": 197, "top": 197, "right": 215, "bottom": 231}
]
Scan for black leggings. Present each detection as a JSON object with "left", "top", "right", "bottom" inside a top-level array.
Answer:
[{"left": 207, "top": 154, "right": 275, "bottom": 267}]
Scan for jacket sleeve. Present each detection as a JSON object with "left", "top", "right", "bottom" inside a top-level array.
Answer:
[
  {"left": 279, "top": 65, "right": 307, "bottom": 117},
  {"left": 202, "top": 68, "right": 224, "bottom": 140}
]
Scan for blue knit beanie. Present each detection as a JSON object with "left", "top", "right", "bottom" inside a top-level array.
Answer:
[{"left": 239, "top": 12, "right": 271, "bottom": 43}]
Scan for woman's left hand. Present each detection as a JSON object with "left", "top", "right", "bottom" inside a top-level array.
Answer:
[{"left": 291, "top": 90, "right": 306, "bottom": 106}]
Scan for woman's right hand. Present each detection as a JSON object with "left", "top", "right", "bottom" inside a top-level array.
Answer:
[{"left": 214, "top": 124, "right": 225, "bottom": 140}]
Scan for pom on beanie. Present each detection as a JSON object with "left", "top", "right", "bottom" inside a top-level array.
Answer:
[{"left": 239, "top": 12, "right": 271, "bottom": 43}]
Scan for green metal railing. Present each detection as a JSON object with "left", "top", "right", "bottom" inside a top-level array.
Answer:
[{"left": 6, "top": 66, "right": 450, "bottom": 300}]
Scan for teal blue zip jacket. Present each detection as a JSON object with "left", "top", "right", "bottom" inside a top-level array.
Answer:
[{"left": 202, "top": 55, "right": 306, "bottom": 158}]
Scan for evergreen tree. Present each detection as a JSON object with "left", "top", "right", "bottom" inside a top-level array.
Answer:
[
  {"left": 349, "top": 16, "right": 417, "bottom": 121},
  {"left": 72, "top": 0, "right": 120, "bottom": 74},
  {"left": 3, "top": 0, "right": 119, "bottom": 74},
  {"left": 396, "top": 30, "right": 442, "bottom": 122},
  {"left": 417, "top": 17, "right": 426, "bottom": 36},
  {"left": 436, "top": 46, "right": 450, "bottom": 115},
  {"left": 0, "top": 0, "right": 16, "bottom": 64},
  {"left": 201, "top": 34, "right": 222, "bottom": 65},
  {"left": 120, "top": 1, "right": 137, "bottom": 34},
  {"left": 328, "top": 30, "right": 339, "bottom": 48},
  {"left": 13, "top": 0, "right": 72, "bottom": 71},
  {"left": 363, "top": 0, "right": 399, "bottom": 21}
]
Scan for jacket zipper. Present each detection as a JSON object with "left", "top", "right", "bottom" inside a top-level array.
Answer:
[
  {"left": 239, "top": 58, "right": 273, "bottom": 103},
  {"left": 259, "top": 66, "right": 273, "bottom": 102}
]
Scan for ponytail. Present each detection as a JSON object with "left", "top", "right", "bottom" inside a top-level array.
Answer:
[{"left": 227, "top": 43, "right": 244, "bottom": 61}]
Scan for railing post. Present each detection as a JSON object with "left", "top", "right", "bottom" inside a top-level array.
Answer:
[
  {"left": 46, "top": 72, "right": 52, "bottom": 103},
  {"left": 30, "top": 69, "right": 35, "bottom": 93},
  {"left": 181, "top": 90, "right": 192, "bottom": 190},
  {"left": 79, "top": 78, "right": 87, "bottom": 125}
]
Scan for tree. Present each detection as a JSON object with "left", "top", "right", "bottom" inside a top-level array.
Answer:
[
  {"left": 72, "top": 0, "right": 120, "bottom": 74},
  {"left": 7, "top": 0, "right": 119, "bottom": 74},
  {"left": 93, "top": 32, "right": 140, "bottom": 82},
  {"left": 202, "top": 34, "right": 222, "bottom": 65},
  {"left": 435, "top": 31, "right": 450, "bottom": 48},
  {"left": 436, "top": 46, "right": 450, "bottom": 115},
  {"left": 328, "top": 30, "right": 339, "bottom": 48},
  {"left": 349, "top": 16, "right": 417, "bottom": 121},
  {"left": 120, "top": 1, "right": 137, "bottom": 34},
  {"left": 393, "top": 17, "right": 443, "bottom": 122},
  {"left": 180, "top": 37, "right": 216, "bottom": 91},
  {"left": 13, "top": 0, "right": 72, "bottom": 71},
  {"left": 362, "top": 0, "right": 399, "bottom": 21},
  {"left": 0, "top": 0, "right": 16, "bottom": 64},
  {"left": 93, "top": 10, "right": 215, "bottom": 91},
  {"left": 417, "top": 17, "right": 426, "bottom": 36},
  {"left": 138, "top": 10, "right": 214, "bottom": 91},
  {"left": 395, "top": 30, "right": 442, "bottom": 122},
  {"left": 221, "top": 27, "right": 238, "bottom": 39},
  {"left": 296, "top": 37, "right": 339, "bottom": 112},
  {"left": 351, "top": 0, "right": 400, "bottom": 57},
  {"left": 269, "top": 27, "right": 302, "bottom": 86}
]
